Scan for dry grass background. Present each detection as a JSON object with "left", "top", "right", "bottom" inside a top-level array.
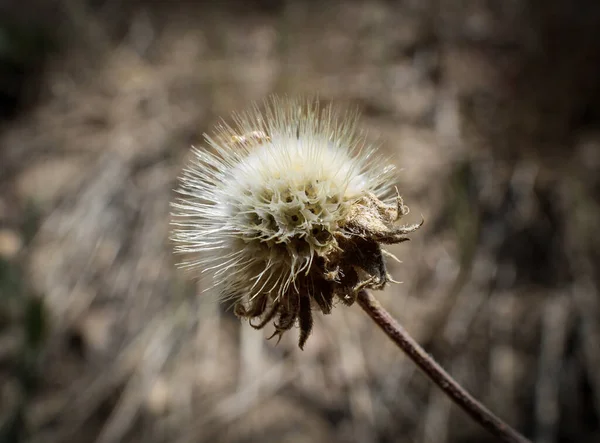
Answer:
[{"left": 1, "top": 1, "right": 600, "bottom": 442}]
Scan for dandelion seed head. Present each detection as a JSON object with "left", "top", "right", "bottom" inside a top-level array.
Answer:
[{"left": 171, "top": 96, "right": 421, "bottom": 348}]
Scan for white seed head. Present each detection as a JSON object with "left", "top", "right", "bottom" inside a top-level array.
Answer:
[{"left": 171, "top": 96, "right": 421, "bottom": 348}]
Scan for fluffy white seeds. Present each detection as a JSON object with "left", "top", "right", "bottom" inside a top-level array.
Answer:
[{"left": 171, "top": 97, "right": 396, "bottom": 305}]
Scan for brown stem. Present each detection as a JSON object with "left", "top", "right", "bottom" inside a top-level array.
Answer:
[{"left": 356, "top": 289, "right": 531, "bottom": 443}]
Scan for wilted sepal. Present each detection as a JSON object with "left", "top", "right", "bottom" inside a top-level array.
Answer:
[{"left": 234, "top": 192, "right": 422, "bottom": 349}]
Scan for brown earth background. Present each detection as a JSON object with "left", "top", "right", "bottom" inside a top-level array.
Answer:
[{"left": 1, "top": 1, "right": 600, "bottom": 442}]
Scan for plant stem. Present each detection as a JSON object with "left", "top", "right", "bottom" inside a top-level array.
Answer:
[{"left": 356, "top": 289, "right": 531, "bottom": 443}]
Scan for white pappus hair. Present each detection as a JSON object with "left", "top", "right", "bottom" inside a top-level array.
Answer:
[{"left": 170, "top": 96, "right": 397, "bottom": 306}]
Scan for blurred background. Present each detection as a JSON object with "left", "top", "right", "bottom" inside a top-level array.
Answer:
[{"left": 1, "top": 1, "right": 600, "bottom": 442}]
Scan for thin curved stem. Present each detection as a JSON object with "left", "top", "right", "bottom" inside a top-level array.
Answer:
[{"left": 356, "top": 289, "right": 531, "bottom": 443}]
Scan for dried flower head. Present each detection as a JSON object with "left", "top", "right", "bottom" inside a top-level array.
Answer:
[{"left": 171, "top": 97, "right": 421, "bottom": 349}]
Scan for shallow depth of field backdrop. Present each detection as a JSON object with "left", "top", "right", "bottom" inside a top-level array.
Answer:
[{"left": 1, "top": 1, "right": 600, "bottom": 442}]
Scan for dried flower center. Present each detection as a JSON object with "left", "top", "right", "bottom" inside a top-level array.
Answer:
[
  {"left": 223, "top": 137, "right": 359, "bottom": 261},
  {"left": 234, "top": 180, "right": 344, "bottom": 254}
]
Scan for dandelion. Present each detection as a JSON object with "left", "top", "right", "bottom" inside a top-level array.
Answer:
[
  {"left": 170, "top": 96, "right": 531, "bottom": 443},
  {"left": 171, "top": 96, "right": 421, "bottom": 349}
]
